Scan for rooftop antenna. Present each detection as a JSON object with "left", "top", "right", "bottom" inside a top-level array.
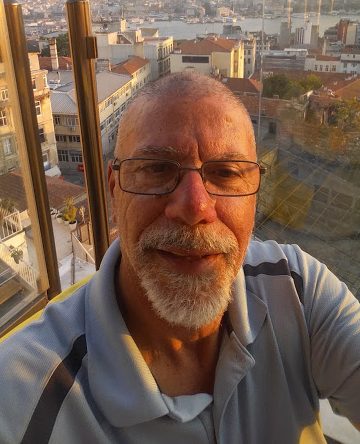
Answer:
[{"left": 304, "top": 0, "right": 308, "bottom": 23}]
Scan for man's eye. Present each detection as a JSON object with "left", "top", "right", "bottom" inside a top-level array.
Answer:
[
  {"left": 208, "top": 166, "right": 244, "bottom": 179},
  {"left": 138, "top": 162, "right": 175, "bottom": 176}
]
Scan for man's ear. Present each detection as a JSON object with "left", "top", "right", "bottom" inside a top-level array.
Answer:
[
  {"left": 107, "top": 160, "right": 118, "bottom": 224},
  {"left": 108, "top": 160, "right": 116, "bottom": 199}
]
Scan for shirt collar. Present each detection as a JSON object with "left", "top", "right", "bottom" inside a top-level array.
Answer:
[
  {"left": 85, "top": 239, "right": 268, "bottom": 428},
  {"left": 85, "top": 239, "right": 169, "bottom": 427},
  {"left": 227, "top": 267, "right": 268, "bottom": 347}
]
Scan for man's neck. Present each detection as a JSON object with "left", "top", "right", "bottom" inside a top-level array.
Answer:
[{"left": 116, "top": 260, "right": 224, "bottom": 396}]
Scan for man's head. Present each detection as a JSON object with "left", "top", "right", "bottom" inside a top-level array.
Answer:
[{"left": 109, "top": 72, "right": 258, "bottom": 329}]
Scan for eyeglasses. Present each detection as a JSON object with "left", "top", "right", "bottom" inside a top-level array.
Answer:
[{"left": 112, "top": 158, "right": 266, "bottom": 197}]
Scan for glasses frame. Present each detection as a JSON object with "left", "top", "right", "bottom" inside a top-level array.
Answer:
[{"left": 112, "top": 157, "right": 267, "bottom": 197}]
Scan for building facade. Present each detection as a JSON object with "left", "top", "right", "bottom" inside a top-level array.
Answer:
[
  {"left": 171, "top": 37, "right": 244, "bottom": 78},
  {"left": 305, "top": 55, "right": 342, "bottom": 73},
  {"left": 96, "top": 26, "right": 173, "bottom": 81},
  {"left": 111, "top": 56, "right": 151, "bottom": 92},
  {"left": 50, "top": 71, "right": 133, "bottom": 171},
  {"left": 0, "top": 50, "right": 58, "bottom": 176}
]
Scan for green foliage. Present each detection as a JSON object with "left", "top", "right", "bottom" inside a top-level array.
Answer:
[
  {"left": 9, "top": 246, "right": 23, "bottom": 264},
  {"left": 63, "top": 197, "right": 77, "bottom": 222},
  {"left": 0, "top": 198, "right": 16, "bottom": 213},
  {"left": 299, "top": 74, "right": 322, "bottom": 92},
  {"left": 41, "top": 46, "right": 50, "bottom": 57},
  {"left": 330, "top": 99, "right": 360, "bottom": 131},
  {"left": 263, "top": 74, "right": 323, "bottom": 100},
  {"left": 56, "top": 33, "right": 70, "bottom": 57},
  {"left": 40, "top": 33, "right": 70, "bottom": 58}
]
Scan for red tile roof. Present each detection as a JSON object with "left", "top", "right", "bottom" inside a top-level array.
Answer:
[
  {"left": 333, "top": 78, "right": 360, "bottom": 100},
  {"left": 111, "top": 56, "right": 149, "bottom": 75},
  {"left": 0, "top": 171, "right": 87, "bottom": 213},
  {"left": 239, "top": 96, "right": 288, "bottom": 118},
  {"left": 222, "top": 77, "right": 261, "bottom": 95},
  {"left": 39, "top": 56, "right": 73, "bottom": 71},
  {"left": 341, "top": 47, "right": 360, "bottom": 55},
  {"left": 311, "top": 55, "right": 340, "bottom": 62}
]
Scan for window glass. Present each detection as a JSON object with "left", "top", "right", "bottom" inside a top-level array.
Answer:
[
  {"left": 35, "top": 100, "right": 41, "bottom": 116},
  {"left": 0, "top": 109, "right": 7, "bottom": 126},
  {"left": 0, "top": 3, "right": 50, "bottom": 333}
]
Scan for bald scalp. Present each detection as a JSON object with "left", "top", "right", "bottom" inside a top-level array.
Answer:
[{"left": 115, "top": 72, "right": 256, "bottom": 157}]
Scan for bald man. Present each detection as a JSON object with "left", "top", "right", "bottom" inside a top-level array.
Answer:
[{"left": 0, "top": 72, "right": 359, "bottom": 443}]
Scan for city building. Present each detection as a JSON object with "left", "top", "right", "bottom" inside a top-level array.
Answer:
[
  {"left": 279, "top": 21, "right": 291, "bottom": 49},
  {"left": 50, "top": 70, "right": 132, "bottom": 171},
  {"left": 262, "top": 50, "right": 306, "bottom": 71},
  {"left": 171, "top": 37, "right": 244, "bottom": 78},
  {"left": 340, "top": 48, "right": 360, "bottom": 75},
  {"left": 305, "top": 50, "right": 360, "bottom": 75},
  {"left": 96, "top": 23, "right": 173, "bottom": 81},
  {"left": 222, "top": 25, "right": 257, "bottom": 78},
  {"left": 0, "top": 48, "right": 59, "bottom": 176},
  {"left": 294, "top": 22, "right": 319, "bottom": 49},
  {"left": 304, "top": 54, "right": 342, "bottom": 73},
  {"left": 221, "top": 77, "right": 261, "bottom": 96},
  {"left": 110, "top": 56, "right": 151, "bottom": 92}
]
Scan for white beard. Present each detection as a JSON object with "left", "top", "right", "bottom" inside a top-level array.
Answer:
[{"left": 134, "top": 223, "right": 240, "bottom": 329}]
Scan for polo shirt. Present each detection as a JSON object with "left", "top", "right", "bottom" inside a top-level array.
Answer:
[{"left": 0, "top": 239, "right": 359, "bottom": 444}]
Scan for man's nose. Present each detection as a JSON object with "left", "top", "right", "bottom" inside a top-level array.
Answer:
[{"left": 164, "top": 170, "right": 217, "bottom": 225}]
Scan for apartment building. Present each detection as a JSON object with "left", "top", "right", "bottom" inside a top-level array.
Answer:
[
  {"left": 222, "top": 26, "right": 256, "bottom": 79},
  {"left": 171, "top": 37, "right": 244, "bottom": 78},
  {"left": 96, "top": 25, "right": 173, "bottom": 81},
  {"left": 304, "top": 55, "right": 342, "bottom": 73},
  {"left": 111, "top": 56, "right": 151, "bottom": 92},
  {"left": 305, "top": 51, "right": 360, "bottom": 75},
  {"left": 341, "top": 48, "right": 360, "bottom": 75},
  {"left": 0, "top": 49, "right": 59, "bottom": 176},
  {"left": 50, "top": 70, "right": 132, "bottom": 171}
]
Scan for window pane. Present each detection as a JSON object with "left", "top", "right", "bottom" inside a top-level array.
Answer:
[{"left": 0, "top": 4, "right": 50, "bottom": 332}]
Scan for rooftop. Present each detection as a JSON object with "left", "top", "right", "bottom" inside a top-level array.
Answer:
[
  {"left": 307, "top": 55, "right": 341, "bottom": 61},
  {"left": 111, "top": 56, "right": 149, "bottom": 76},
  {"left": 50, "top": 71, "right": 132, "bottom": 113},
  {"left": 39, "top": 56, "right": 73, "bottom": 71},
  {"left": 239, "top": 96, "right": 289, "bottom": 118},
  {"left": 222, "top": 77, "right": 261, "bottom": 95},
  {"left": 0, "top": 171, "right": 87, "bottom": 213},
  {"left": 176, "top": 37, "right": 237, "bottom": 55}
]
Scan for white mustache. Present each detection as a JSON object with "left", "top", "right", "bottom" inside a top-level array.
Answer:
[{"left": 138, "top": 224, "right": 238, "bottom": 255}]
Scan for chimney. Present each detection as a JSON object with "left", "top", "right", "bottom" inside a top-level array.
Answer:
[
  {"left": 49, "top": 38, "right": 59, "bottom": 71},
  {"left": 96, "top": 59, "right": 111, "bottom": 72}
]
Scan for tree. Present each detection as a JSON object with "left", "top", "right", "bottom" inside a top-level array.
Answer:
[
  {"left": 263, "top": 74, "right": 322, "bottom": 100},
  {"left": 263, "top": 74, "right": 300, "bottom": 99},
  {"left": 299, "top": 74, "right": 322, "bottom": 92},
  {"left": 40, "top": 33, "right": 70, "bottom": 58},
  {"left": 330, "top": 99, "right": 360, "bottom": 132}
]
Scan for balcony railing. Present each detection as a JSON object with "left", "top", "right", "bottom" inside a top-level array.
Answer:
[
  {"left": 0, "top": 208, "right": 22, "bottom": 241},
  {"left": 0, "top": 241, "right": 37, "bottom": 290}
]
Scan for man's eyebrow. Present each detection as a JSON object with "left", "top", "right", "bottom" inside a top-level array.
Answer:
[
  {"left": 208, "top": 152, "right": 249, "bottom": 161},
  {"left": 133, "top": 145, "right": 178, "bottom": 157}
]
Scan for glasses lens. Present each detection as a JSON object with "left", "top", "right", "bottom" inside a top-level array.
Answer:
[
  {"left": 120, "top": 159, "right": 179, "bottom": 194},
  {"left": 203, "top": 161, "right": 260, "bottom": 196}
]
